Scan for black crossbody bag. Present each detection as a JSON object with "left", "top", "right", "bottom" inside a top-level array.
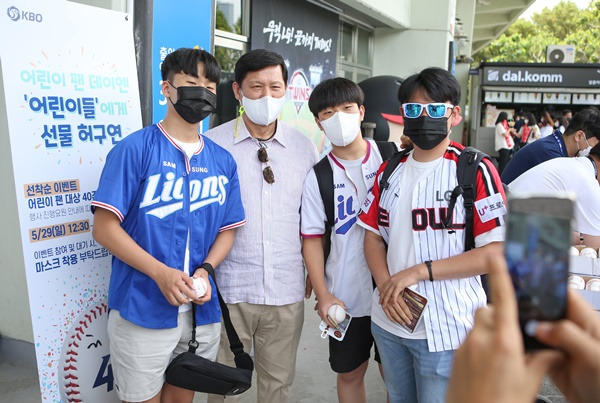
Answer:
[{"left": 165, "top": 264, "right": 253, "bottom": 395}]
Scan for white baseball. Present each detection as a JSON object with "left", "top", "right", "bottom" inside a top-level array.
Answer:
[
  {"left": 58, "top": 301, "right": 120, "bottom": 403},
  {"left": 193, "top": 277, "right": 208, "bottom": 298},
  {"left": 580, "top": 247, "right": 598, "bottom": 258},
  {"left": 570, "top": 246, "right": 581, "bottom": 256},
  {"left": 586, "top": 278, "right": 600, "bottom": 292},
  {"left": 327, "top": 304, "right": 346, "bottom": 323},
  {"left": 568, "top": 275, "right": 585, "bottom": 290}
]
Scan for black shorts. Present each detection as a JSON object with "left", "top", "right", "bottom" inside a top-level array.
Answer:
[{"left": 328, "top": 315, "right": 381, "bottom": 373}]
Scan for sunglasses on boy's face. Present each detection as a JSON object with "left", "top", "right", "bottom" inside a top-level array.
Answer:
[{"left": 402, "top": 103, "right": 454, "bottom": 119}]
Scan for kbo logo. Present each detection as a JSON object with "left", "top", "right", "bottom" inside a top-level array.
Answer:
[{"left": 7, "top": 6, "right": 43, "bottom": 22}]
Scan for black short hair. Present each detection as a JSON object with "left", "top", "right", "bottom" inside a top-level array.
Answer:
[
  {"left": 234, "top": 49, "right": 288, "bottom": 86},
  {"left": 563, "top": 109, "right": 572, "bottom": 116},
  {"left": 160, "top": 48, "right": 221, "bottom": 84},
  {"left": 308, "top": 77, "right": 364, "bottom": 117},
  {"left": 398, "top": 67, "right": 461, "bottom": 106},
  {"left": 564, "top": 107, "right": 600, "bottom": 140},
  {"left": 495, "top": 112, "right": 508, "bottom": 125}
]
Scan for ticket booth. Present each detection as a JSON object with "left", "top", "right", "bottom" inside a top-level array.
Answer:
[{"left": 468, "top": 62, "right": 600, "bottom": 157}]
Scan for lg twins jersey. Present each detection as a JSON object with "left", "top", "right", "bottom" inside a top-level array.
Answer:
[
  {"left": 92, "top": 123, "right": 245, "bottom": 329},
  {"left": 357, "top": 141, "right": 506, "bottom": 352},
  {"left": 301, "top": 140, "right": 390, "bottom": 317}
]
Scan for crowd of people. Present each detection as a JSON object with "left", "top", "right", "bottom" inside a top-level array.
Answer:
[{"left": 90, "top": 47, "right": 600, "bottom": 403}]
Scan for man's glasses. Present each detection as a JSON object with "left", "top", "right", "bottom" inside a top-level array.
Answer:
[
  {"left": 402, "top": 103, "right": 454, "bottom": 119},
  {"left": 258, "top": 145, "right": 275, "bottom": 184}
]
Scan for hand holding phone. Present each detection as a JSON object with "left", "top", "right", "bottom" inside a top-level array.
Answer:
[{"left": 505, "top": 193, "right": 573, "bottom": 350}]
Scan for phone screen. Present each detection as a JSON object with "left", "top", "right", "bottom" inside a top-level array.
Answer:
[{"left": 505, "top": 194, "right": 572, "bottom": 350}]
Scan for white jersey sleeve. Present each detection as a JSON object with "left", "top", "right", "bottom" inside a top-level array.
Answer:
[{"left": 300, "top": 168, "right": 327, "bottom": 238}]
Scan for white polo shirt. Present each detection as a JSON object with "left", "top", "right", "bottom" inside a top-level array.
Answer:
[
  {"left": 301, "top": 140, "right": 395, "bottom": 317},
  {"left": 509, "top": 156, "right": 600, "bottom": 236}
]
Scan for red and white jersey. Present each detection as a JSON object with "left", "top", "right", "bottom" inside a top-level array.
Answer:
[
  {"left": 357, "top": 141, "right": 506, "bottom": 352},
  {"left": 301, "top": 140, "right": 395, "bottom": 317}
]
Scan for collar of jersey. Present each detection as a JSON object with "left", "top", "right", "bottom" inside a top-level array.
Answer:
[
  {"left": 328, "top": 139, "right": 372, "bottom": 170},
  {"left": 233, "top": 116, "right": 287, "bottom": 148},
  {"left": 157, "top": 122, "right": 205, "bottom": 156}
]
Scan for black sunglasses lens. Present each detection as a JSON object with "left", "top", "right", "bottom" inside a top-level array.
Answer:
[
  {"left": 263, "top": 166, "right": 275, "bottom": 184},
  {"left": 258, "top": 147, "right": 268, "bottom": 163}
]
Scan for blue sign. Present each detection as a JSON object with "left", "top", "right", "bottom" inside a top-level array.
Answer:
[{"left": 152, "top": 0, "right": 213, "bottom": 130}]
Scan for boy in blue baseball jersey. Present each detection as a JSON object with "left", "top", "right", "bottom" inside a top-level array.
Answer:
[{"left": 91, "top": 48, "right": 245, "bottom": 403}]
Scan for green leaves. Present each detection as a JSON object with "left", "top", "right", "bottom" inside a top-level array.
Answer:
[{"left": 474, "top": 0, "right": 600, "bottom": 63}]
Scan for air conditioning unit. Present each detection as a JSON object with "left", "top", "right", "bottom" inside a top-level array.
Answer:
[{"left": 546, "top": 45, "right": 576, "bottom": 63}]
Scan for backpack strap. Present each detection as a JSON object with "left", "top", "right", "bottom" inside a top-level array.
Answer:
[
  {"left": 314, "top": 155, "right": 334, "bottom": 229},
  {"left": 456, "top": 146, "right": 488, "bottom": 251},
  {"left": 313, "top": 155, "right": 334, "bottom": 260},
  {"left": 375, "top": 140, "right": 399, "bottom": 162},
  {"left": 379, "top": 148, "right": 410, "bottom": 192}
]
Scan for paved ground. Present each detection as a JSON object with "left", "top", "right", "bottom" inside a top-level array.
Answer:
[{"left": 1, "top": 299, "right": 566, "bottom": 402}]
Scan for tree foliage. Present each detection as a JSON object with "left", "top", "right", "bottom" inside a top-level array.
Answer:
[{"left": 474, "top": 0, "right": 600, "bottom": 63}]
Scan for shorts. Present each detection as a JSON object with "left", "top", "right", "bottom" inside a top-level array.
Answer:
[
  {"left": 329, "top": 315, "right": 381, "bottom": 373},
  {"left": 107, "top": 309, "right": 221, "bottom": 402}
]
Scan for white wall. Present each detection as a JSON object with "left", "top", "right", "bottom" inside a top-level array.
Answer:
[
  {"left": 339, "top": 0, "right": 410, "bottom": 29},
  {"left": 372, "top": 0, "right": 454, "bottom": 79},
  {"left": 0, "top": 66, "right": 34, "bottom": 344}
]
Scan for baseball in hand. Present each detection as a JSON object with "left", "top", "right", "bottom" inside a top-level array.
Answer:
[
  {"left": 193, "top": 277, "right": 208, "bottom": 298},
  {"left": 327, "top": 304, "right": 346, "bottom": 324}
]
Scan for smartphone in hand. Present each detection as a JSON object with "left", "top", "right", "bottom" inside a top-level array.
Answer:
[{"left": 505, "top": 193, "right": 573, "bottom": 350}]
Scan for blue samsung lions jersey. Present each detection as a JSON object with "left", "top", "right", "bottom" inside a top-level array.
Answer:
[{"left": 92, "top": 123, "right": 245, "bottom": 329}]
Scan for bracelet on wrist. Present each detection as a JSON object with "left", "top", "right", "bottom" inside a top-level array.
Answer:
[{"left": 425, "top": 260, "right": 434, "bottom": 282}]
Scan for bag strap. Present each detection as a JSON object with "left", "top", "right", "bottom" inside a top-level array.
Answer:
[
  {"left": 379, "top": 148, "right": 410, "bottom": 192},
  {"left": 189, "top": 264, "right": 254, "bottom": 371},
  {"left": 374, "top": 140, "right": 399, "bottom": 162},
  {"left": 314, "top": 156, "right": 334, "bottom": 229},
  {"left": 456, "top": 146, "right": 487, "bottom": 251}
]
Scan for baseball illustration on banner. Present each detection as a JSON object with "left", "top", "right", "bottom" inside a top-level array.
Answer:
[{"left": 58, "top": 300, "right": 120, "bottom": 403}]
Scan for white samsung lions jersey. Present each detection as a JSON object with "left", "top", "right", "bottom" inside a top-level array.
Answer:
[{"left": 301, "top": 140, "right": 395, "bottom": 317}]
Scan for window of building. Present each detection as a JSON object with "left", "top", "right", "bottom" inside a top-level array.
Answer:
[
  {"left": 214, "top": 0, "right": 250, "bottom": 126},
  {"left": 337, "top": 20, "right": 373, "bottom": 83}
]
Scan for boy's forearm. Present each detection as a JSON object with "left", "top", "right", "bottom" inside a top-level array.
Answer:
[
  {"left": 202, "top": 229, "right": 235, "bottom": 268},
  {"left": 302, "top": 237, "right": 330, "bottom": 298}
]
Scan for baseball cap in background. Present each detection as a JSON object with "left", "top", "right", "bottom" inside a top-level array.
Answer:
[{"left": 381, "top": 113, "right": 404, "bottom": 125}]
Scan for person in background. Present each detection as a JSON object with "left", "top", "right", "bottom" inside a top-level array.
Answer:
[
  {"left": 447, "top": 249, "right": 600, "bottom": 403},
  {"left": 514, "top": 112, "right": 540, "bottom": 152},
  {"left": 205, "top": 49, "right": 319, "bottom": 403},
  {"left": 513, "top": 111, "right": 526, "bottom": 133},
  {"left": 502, "top": 107, "right": 600, "bottom": 184},
  {"left": 494, "top": 111, "right": 516, "bottom": 174},
  {"left": 91, "top": 48, "right": 245, "bottom": 403},
  {"left": 539, "top": 110, "right": 555, "bottom": 138},
  {"left": 559, "top": 109, "right": 573, "bottom": 133}
]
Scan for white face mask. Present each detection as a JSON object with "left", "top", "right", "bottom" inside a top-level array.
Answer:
[
  {"left": 241, "top": 93, "right": 286, "bottom": 126},
  {"left": 319, "top": 111, "right": 361, "bottom": 147},
  {"left": 578, "top": 137, "right": 592, "bottom": 157}
]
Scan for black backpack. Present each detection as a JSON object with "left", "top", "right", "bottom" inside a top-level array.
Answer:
[
  {"left": 313, "top": 141, "right": 398, "bottom": 260},
  {"left": 378, "top": 145, "right": 496, "bottom": 296}
]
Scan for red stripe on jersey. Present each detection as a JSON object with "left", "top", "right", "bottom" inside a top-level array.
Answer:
[
  {"left": 91, "top": 201, "right": 124, "bottom": 222},
  {"left": 300, "top": 233, "right": 324, "bottom": 238},
  {"left": 362, "top": 140, "right": 372, "bottom": 164},
  {"left": 219, "top": 219, "right": 246, "bottom": 232}
]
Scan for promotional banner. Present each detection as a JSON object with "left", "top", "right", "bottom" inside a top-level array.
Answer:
[
  {"left": 152, "top": 0, "right": 213, "bottom": 131},
  {"left": 251, "top": 0, "right": 339, "bottom": 154},
  {"left": 0, "top": 1, "right": 142, "bottom": 401}
]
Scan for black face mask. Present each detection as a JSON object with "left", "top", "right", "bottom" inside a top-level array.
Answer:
[
  {"left": 169, "top": 83, "right": 217, "bottom": 124},
  {"left": 403, "top": 116, "right": 449, "bottom": 150}
]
